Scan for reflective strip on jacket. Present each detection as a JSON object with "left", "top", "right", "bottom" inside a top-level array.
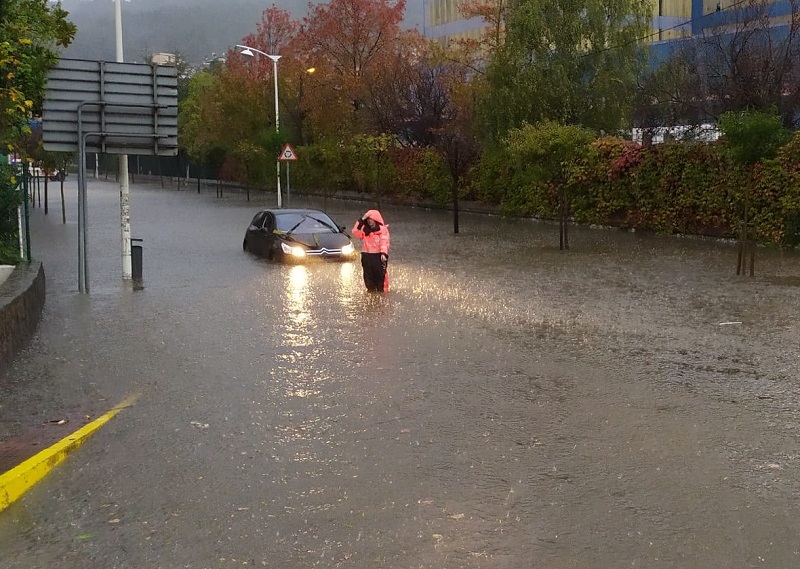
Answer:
[{"left": 351, "top": 209, "right": 390, "bottom": 255}]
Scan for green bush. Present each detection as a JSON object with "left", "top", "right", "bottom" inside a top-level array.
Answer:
[
  {"left": 571, "top": 136, "right": 636, "bottom": 225},
  {"left": 292, "top": 138, "right": 355, "bottom": 196},
  {"left": 495, "top": 121, "right": 597, "bottom": 217},
  {"left": 393, "top": 147, "right": 450, "bottom": 204},
  {"left": 773, "top": 133, "right": 800, "bottom": 246},
  {"left": 0, "top": 241, "right": 21, "bottom": 265},
  {"left": 0, "top": 165, "right": 22, "bottom": 264},
  {"left": 470, "top": 146, "right": 513, "bottom": 205},
  {"left": 294, "top": 139, "right": 452, "bottom": 205},
  {"left": 627, "top": 142, "right": 733, "bottom": 235}
]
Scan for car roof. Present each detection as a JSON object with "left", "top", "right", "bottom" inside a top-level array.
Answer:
[{"left": 261, "top": 208, "right": 329, "bottom": 216}]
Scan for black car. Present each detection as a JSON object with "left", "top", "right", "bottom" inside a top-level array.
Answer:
[{"left": 243, "top": 208, "right": 356, "bottom": 262}]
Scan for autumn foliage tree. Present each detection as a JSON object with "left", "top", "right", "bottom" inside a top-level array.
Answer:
[
  {"left": 427, "top": 56, "right": 481, "bottom": 234},
  {"left": 457, "top": 0, "right": 509, "bottom": 57},
  {"left": 240, "top": 5, "right": 298, "bottom": 58},
  {"left": 296, "top": 0, "right": 410, "bottom": 137},
  {"left": 361, "top": 36, "right": 440, "bottom": 145}
]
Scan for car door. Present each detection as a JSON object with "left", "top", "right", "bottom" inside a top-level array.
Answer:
[
  {"left": 247, "top": 211, "right": 267, "bottom": 256},
  {"left": 260, "top": 212, "right": 278, "bottom": 258}
]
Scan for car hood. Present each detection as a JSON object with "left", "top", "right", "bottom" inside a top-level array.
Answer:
[{"left": 282, "top": 232, "right": 350, "bottom": 250}]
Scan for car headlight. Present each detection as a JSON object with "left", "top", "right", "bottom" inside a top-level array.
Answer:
[
  {"left": 341, "top": 243, "right": 355, "bottom": 255},
  {"left": 281, "top": 242, "right": 306, "bottom": 257}
]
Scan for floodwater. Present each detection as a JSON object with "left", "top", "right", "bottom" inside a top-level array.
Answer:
[{"left": 1, "top": 179, "right": 799, "bottom": 568}]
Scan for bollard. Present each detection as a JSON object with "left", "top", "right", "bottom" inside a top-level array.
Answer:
[{"left": 131, "top": 238, "right": 143, "bottom": 282}]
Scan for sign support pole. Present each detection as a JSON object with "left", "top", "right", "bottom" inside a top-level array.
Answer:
[
  {"left": 21, "top": 164, "right": 31, "bottom": 262},
  {"left": 278, "top": 144, "right": 297, "bottom": 209}
]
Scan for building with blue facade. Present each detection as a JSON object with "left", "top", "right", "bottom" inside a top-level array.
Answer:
[{"left": 423, "top": 0, "right": 795, "bottom": 57}]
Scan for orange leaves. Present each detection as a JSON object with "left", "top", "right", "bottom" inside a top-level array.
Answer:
[
  {"left": 288, "top": 0, "right": 419, "bottom": 139},
  {"left": 241, "top": 6, "right": 298, "bottom": 62},
  {"left": 299, "top": 0, "right": 406, "bottom": 77}
]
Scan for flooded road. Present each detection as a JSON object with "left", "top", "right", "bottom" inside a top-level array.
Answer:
[{"left": 1, "top": 179, "right": 799, "bottom": 568}]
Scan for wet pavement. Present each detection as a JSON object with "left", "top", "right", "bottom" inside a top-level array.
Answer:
[{"left": 1, "top": 178, "right": 799, "bottom": 568}]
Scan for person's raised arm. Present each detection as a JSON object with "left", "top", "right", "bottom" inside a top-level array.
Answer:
[{"left": 352, "top": 218, "right": 366, "bottom": 239}]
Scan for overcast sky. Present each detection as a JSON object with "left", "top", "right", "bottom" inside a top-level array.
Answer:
[{"left": 60, "top": 0, "right": 425, "bottom": 64}]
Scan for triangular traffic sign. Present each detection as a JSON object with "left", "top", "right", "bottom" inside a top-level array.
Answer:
[{"left": 278, "top": 144, "right": 298, "bottom": 161}]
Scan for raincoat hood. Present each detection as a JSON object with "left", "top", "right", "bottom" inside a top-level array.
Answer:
[
  {"left": 351, "top": 210, "right": 390, "bottom": 256},
  {"left": 364, "top": 210, "right": 386, "bottom": 226}
]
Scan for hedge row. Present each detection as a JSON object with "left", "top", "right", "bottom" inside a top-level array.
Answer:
[{"left": 291, "top": 128, "right": 800, "bottom": 247}]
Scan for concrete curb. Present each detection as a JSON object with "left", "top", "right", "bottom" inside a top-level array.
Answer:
[{"left": 0, "top": 262, "right": 45, "bottom": 371}]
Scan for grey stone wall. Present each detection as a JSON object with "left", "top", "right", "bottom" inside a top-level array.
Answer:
[{"left": 0, "top": 262, "right": 45, "bottom": 370}]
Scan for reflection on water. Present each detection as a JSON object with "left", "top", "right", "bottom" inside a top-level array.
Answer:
[
  {"left": 284, "top": 265, "right": 312, "bottom": 348},
  {"left": 336, "top": 261, "right": 362, "bottom": 315},
  {"left": 339, "top": 260, "right": 355, "bottom": 282},
  {"left": 280, "top": 265, "right": 319, "bottom": 398}
]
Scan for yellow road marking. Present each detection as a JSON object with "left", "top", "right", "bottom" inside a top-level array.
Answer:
[{"left": 0, "top": 393, "right": 140, "bottom": 513}]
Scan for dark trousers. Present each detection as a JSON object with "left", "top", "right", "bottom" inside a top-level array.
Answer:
[{"left": 361, "top": 252, "right": 388, "bottom": 292}]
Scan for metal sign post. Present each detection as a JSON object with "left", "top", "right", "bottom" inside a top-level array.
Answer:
[
  {"left": 278, "top": 144, "right": 298, "bottom": 208},
  {"left": 21, "top": 163, "right": 31, "bottom": 262}
]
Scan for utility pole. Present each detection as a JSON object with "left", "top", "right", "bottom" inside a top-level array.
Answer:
[{"left": 116, "top": 0, "right": 132, "bottom": 279}]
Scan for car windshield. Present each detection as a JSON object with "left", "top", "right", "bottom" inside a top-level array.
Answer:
[{"left": 275, "top": 212, "right": 338, "bottom": 234}]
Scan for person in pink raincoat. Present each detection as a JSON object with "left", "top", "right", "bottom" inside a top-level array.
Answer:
[{"left": 351, "top": 209, "right": 390, "bottom": 292}]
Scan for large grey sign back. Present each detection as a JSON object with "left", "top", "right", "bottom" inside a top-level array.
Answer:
[{"left": 43, "top": 58, "right": 178, "bottom": 156}]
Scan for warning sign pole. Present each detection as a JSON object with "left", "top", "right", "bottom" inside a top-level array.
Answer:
[{"left": 278, "top": 144, "right": 298, "bottom": 207}]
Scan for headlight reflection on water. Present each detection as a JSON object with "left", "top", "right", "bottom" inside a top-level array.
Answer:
[
  {"left": 284, "top": 265, "right": 312, "bottom": 348},
  {"left": 289, "top": 265, "right": 308, "bottom": 292},
  {"left": 339, "top": 261, "right": 355, "bottom": 280}
]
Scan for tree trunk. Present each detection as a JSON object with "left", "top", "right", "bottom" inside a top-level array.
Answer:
[
  {"left": 559, "top": 190, "right": 569, "bottom": 251},
  {"left": 452, "top": 184, "right": 460, "bottom": 234},
  {"left": 737, "top": 187, "right": 754, "bottom": 276}
]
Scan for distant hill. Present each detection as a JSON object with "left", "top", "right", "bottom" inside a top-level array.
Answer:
[{"left": 59, "top": 0, "right": 425, "bottom": 65}]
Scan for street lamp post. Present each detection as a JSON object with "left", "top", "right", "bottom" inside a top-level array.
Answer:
[
  {"left": 236, "top": 44, "right": 282, "bottom": 208},
  {"left": 116, "top": 0, "right": 132, "bottom": 280}
]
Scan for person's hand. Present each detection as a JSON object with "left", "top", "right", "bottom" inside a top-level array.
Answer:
[
  {"left": 361, "top": 213, "right": 369, "bottom": 220},
  {"left": 380, "top": 254, "right": 387, "bottom": 263}
]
